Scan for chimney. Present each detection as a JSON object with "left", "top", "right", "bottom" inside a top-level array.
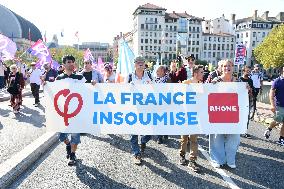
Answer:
[
  {"left": 264, "top": 11, "right": 269, "bottom": 20},
  {"left": 253, "top": 10, "right": 258, "bottom": 20},
  {"left": 120, "top": 32, "right": 122, "bottom": 37},
  {"left": 276, "top": 12, "right": 284, "bottom": 21},
  {"left": 231, "top": 14, "right": 236, "bottom": 24}
]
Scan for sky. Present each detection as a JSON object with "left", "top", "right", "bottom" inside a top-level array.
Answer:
[{"left": 1, "top": 0, "right": 284, "bottom": 45}]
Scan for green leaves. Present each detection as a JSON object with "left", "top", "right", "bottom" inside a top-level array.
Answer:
[{"left": 254, "top": 24, "right": 284, "bottom": 69}]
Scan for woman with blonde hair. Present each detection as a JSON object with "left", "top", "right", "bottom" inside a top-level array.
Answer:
[{"left": 209, "top": 59, "right": 240, "bottom": 169}]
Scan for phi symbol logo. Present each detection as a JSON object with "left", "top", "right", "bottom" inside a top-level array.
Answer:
[
  {"left": 54, "top": 89, "right": 83, "bottom": 126},
  {"left": 208, "top": 93, "right": 239, "bottom": 123}
]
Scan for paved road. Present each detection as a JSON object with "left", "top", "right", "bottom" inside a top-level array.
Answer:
[
  {"left": 0, "top": 94, "right": 46, "bottom": 164},
  {"left": 7, "top": 121, "right": 284, "bottom": 189}
]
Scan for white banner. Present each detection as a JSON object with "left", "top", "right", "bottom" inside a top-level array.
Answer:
[{"left": 44, "top": 81, "right": 249, "bottom": 135}]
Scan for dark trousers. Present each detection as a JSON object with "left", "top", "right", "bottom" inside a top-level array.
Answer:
[
  {"left": 252, "top": 88, "right": 260, "bottom": 111},
  {"left": 30, "top": 83, "right": 40, "bottom": 104}
]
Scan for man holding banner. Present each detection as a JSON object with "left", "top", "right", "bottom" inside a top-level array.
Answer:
[
  {"left": 181, "top": 65, "right": 204, "bottom": 172},
  {"left": 55, "top": 55, "right": 86, "bottom": 166},
  {"left": 124, "top": 56, "right": 153, "bottom": 165}
]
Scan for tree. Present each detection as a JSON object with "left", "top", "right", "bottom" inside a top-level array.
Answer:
[
  {"left": 49, "top": 47, "right": 84, "bottom": 67},
  {"left": 254, "top": 24, "right": 284, "bottom": 69}
]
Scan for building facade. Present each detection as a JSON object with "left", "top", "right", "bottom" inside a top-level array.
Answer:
[
  {"left": 76, "top": 42, "right": 110, "bottom": 62},
  {"left": 200, "top": 15, "right": 235, "bottom": 66},
  {"left": 234, "top": 10, "right": 284, "bottom": 66}
]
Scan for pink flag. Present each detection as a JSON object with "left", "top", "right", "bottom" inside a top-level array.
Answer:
[
  {"left": 0, "top": 33, "right": 17, "bottom": 61},
  {"left": 28, "top": 39, "right": 52, "bottom": 62},
  {"left": 83, "top": 48, "right": 94, "bottom": 62},
  {"left": 96, "top": 57, "right": 105, "bottom": 75}
]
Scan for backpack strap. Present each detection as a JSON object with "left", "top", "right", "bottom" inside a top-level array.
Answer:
[
  {"left": 128, "top": 73, "right": 132, "bottom": 83},
  {"left": 147, "top": 71, "right": 152, "bottom": 81}
]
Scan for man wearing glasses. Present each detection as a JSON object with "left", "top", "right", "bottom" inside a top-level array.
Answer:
[
  {"left": 125, "top": 56, "right": 152, "bottom": 165},
  {"left": 80, "top": 60, "right": 103, "bottom": 84}
]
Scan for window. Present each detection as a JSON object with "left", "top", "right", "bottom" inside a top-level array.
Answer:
[
  {"left": 197, "top": 41, "right": 199, "bottom": 45},
  {"left": 188, "top": 26, "right": 191, "bottom": 31},
  {"left": 218, "top": 37, "right": 220, "bottom": 42},
  {"left": 253, "top": 32, "right": 256, "bottom": 37},
  {"left": 226, "top": 52, "right": 229, "bottom": 57},
  {"left": 154, "top": 39, "right": 157, "bottom": 44},
  {"left": 141, "top": 32, "right": 144, "bottom": 37},
  {"left": 241, "top": 33, "right": 243, "bottom": 38},
  {"left": 209, "top": 37, "right": 211, "bottom": 41},
  {"left": 141, "top": 24, "right": 144, "bottom": 29},
  {"left": 150, "top": 39, "right": 152, "bottom": 44},
  {"left": 222, "top": 44, "right": 225, "bottom": 50},
  {"left": 174, "top": 26, "right": 177, "bottom": 31},
  {"left": 226, "top": 44, "right": 229, "bottom": 50},
  {"left": 192, "top": 41, "right": 195, "bottom": 45},
  {"left": 165, "top": 33, "right": 168, "bottom": 37},
  {"left": 231, "top": 44, "right": 234, "bottom": 50},
  {"left": 213, "top": 44, "right": 216, "bottom": 50},
  {"left": 141, "top": 39, "right": 143, "bottom": 43},
  {"left": 145, "top": 39, "right": 148, "bottom": 43},
  {"left": 204, "top": 52, "right": 207, "bottom": 58},
  {"left": 262, "top": 32, "right": 266, "bottom": 37},
  {"left": 197, "top": 27, "right": 200, "bottom": 32},
  {"left": 193, "top": 27, "right": 195, "bottom": 32},
  {"left": 155, "top": 18, "right": 157, "bottom": 23},
  {"left": 208, "top": 44, "right": 211, "bottom": 50},
  {"left": 145, "top": 46, "right": 148, "bottom": 50},
  {"left": 223, "top": 37, "right": 225, "bottom": 42},
  {"left": 208, "top": 52, "right": 212, "bottom": 58},
  {"left": 217, "top": 52, "right": 220, "bottom": 57},
  {"left": 246, "top": 32, "right": 248, "bottom": 37},
  {"left": 252, "top": 41, "right": 256, "bottom": 47},
  {"left": 197, "top": 34, "right": 199, "bottom": 38},
  {"left": 170, "top": 40, "right": 172, "bottom": 44},
  {"left": 204, "top": 43, "right": 207, "bottom": 50},
  {"left": 154, "top": 32, "right": 157, "bottom": 37},
  {"left": 213, "top": 52, "right": 216, "bottom": 57},
  {"left": 192, "top": 47, "right": 195, "bottom": 52},
  {"left": 145, "top": 32, "right": 148, "bottom": 37},
  {"left": 237, "top": 34, "right": 239, "bottom": 38},
  {"left": 141, "top": 46, "right": 143, "bottom": 50},
  {"left": 221, "top": 52, "right": 224, "bottom": 58},
  {"left": 159, "top": 40, "right": 161, "bottom": 44},
  {"left": 204, "top": 37, "right": 207, "bottom": 41},
  {"left": 150, "top": 32, "right": 152, "bottom": 37},
  {"left": 196, "top": 48, "right": 199, "bottom": 52},
  {"left": 217, "top": 44, "right": 220, "bottom": 50}
]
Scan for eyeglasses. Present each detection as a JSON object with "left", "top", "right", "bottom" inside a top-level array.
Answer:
[{"left": 84, "top": 62, "right": 91, "bottom": 65}]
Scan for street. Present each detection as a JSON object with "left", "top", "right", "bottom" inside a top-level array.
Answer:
[{"left": 1, "top": 95, "right": 283, "bottom": 189}]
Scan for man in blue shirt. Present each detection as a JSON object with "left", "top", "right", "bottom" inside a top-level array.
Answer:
[{"left": 264, "top": 66, "right": 284, "bottom": 146}]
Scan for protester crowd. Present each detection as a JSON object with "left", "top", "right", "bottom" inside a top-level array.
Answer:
[{"left": 1, "top": 54, "right": 283, "bottom": 171}]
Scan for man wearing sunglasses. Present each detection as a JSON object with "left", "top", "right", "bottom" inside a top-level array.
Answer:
[{"left": 80, "top": 60, "right": 103, "bottom": 84}]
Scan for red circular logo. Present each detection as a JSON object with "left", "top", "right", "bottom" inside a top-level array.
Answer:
[{"left": 54, "top": 89, "right": 83, "bottom": 126}]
